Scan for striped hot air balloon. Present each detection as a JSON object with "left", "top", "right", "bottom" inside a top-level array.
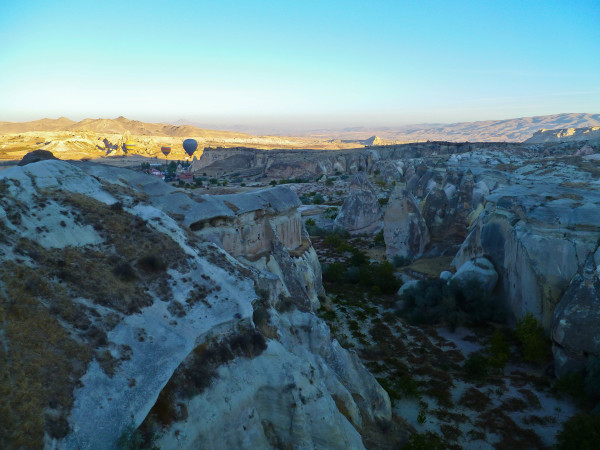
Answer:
[
  {"left": 161, "top": 146, "right": 171, "bottom": 157},
  {"left": 124, "top": 140, "right": 136, "bottom": 152},
  {"left": 182, "top": 139, "right": 198, "bottom": 157}
]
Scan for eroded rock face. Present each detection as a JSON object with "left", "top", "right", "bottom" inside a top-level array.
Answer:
[
  {"left": 334, "top": 192, "right": 383, "bottom": 235},
  {"left": 348, "top": 172, "right": 376, "bottom": 193},
  {"left": 384, "top": 186, "right": 429, "bottom": 260},
  {"left": 333, "top": 173, "right": 383, "bottom": 235},
  {"left": 196, "top": 142, "right": 481, "bottom": 179},
  {"left": 152, "top": 311, "right": 390, "bottom": 449},
  {"left": 0, "top": 160, "right": 389, "bottom": 449},
  {"left": 551, "top": 257, "right": 600, "bottom": 377},
  {"left": 454, "top": 182, "right": 600, "bottom": 329}
]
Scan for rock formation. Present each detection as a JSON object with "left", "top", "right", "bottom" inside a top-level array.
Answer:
[
  {"left": 334, "top": 173, "right": 383, "bottom": 235},
  {"left": 384, "top": 185, "right": 429, "bottom": 261},
  {"left": 525, "top": 126, "right": 600, "bottom": 144},
  {"left": 0, "top": 158, "right": 390, "bottom": 449},
  {"left": 451, "top": 257, "right": 498, "bottom": 294},
  {"left": 551, "top": 256, "right": 600, "bottom": 376},
  {"left": 18, "top": 149, "right": 57, "bottom": 166}
]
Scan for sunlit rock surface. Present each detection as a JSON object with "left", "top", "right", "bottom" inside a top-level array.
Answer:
[{"left": 0, "top": 158, "right": 389, "bottom": 449}]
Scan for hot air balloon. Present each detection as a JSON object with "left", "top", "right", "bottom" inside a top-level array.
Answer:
[
  {"left": 124, "top": 140, "right": 136, "bottom": 153},
  {"left": 182, "top": 139, "right": 198, "bottom": 158},
  {"left": 161, "top": 146, "right": 171, "bottom": 157}
]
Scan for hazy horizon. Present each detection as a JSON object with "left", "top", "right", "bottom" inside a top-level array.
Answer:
[{"left": 1, "top": 0, "right": 599, "bottom": 126}]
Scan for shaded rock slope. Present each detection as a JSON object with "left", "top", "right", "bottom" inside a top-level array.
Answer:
[{"left": 0, "top": 159, "right": 392, "bottom": 449}]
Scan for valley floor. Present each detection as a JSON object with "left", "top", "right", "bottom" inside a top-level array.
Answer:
[{"left": 311, "top": 235, "right": 580, "bottom": 449}]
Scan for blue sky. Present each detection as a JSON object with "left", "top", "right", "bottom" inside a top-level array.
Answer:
[{"left": 1, "top": 0, "right": 599, "bottom": 127}]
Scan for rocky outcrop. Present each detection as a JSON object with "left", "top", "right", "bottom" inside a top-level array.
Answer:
[
  {"left": 196, "top": 142, "right": 486, "bottom": 179},
  {"left": 454, "top": 181, "right": 600, "bottom": 329},
  {"left": 334, "top": 191, "right": 383, "bottom": 235},
  {"left": 152, "top": 310, "right": 390, "bottom": 449},
  {"left": 0, "top": 160, "right": 390, "bottom": 449},
  {"left": 525, "top": 126, "right": 600, "bottom": 144},
  {"left": 551, "top": 256, "right": 600, "bottom": 377},
  {"left": 18, "top": 149, "right": 58, "bottom": 166},
  {"left": 384, "top": 186, "right": 430, "bottom": 261},
  {"left": 451, "top": 257, "right": 498, "bottom": 293},
  {"left": 334, "top": 173, "right": 383, "bottom": 235}
]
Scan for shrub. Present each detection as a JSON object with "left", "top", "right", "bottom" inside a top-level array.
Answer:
[
  {"left": 553, "top": 371, "right": 586, "bottom": 401},
  {"left": 305, "top": 218, "right": 316, "bottom": 226},
  {"left": 463, "top": 353, "right": 489, "bottom": 382},
  {"left": 358, "top": 261, "right": 400, "bottom": 294},
  {"left": 269, "top": 180, "right": 278, "bottom": 186},
  {"left": 400, "top": 278, "right": 505, "bottom": 328},
  {"left": 378, "top": 197, "right": 389, "bottom": 206},
  {"left": 585, "top": 357, "right": 600, "bottom": 402},
  {"left": 404, "top": 432, "right": 445, "bottom": 450},
  {"left": 344, "top": 266, "right": 360, "bottom": 284},
  {"left": 312, "top": 193, "right": 324, "bottom": 204},
  {"left": 556, "top": 413, "right": 600, "bottom": 450},
  {"left": 299, "top": 195, "right": 311, "bottom": 205},
  {"left": 515, "top": 313, "right": 547, "bottom": 364},
  {"left": 488, "top": 329, "right": 510, "bottom": 371},
  {"left": 323, "top": 262, "right": 346, "bottom": 283},
  {"left": 349, "top": 248, "right": 367, "bottom": 267},
  {"left": 392, "top": 255, "right": 410, "bottom": 267},
  {"left": 305, "top": 224, "right": 328, "bottom": 236},
  {"left": 373, "top": 230, "right": 385, "bottom": 246},
  {"left": 112, "top": 261, "right": 137, "bottom": 281},
  {"left": 324, "top": 234, "right": 343, "bottom": 249},
  {"left": 209, "top": 178, "right": 218, "bottom": 185},
  {"left": 137, "top": 254, "right": 166, "bottom": 273}
]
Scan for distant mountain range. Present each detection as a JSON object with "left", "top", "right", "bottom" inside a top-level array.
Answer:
[
  {"left": 302, "top": 113, "right": 600, "bottom": 143},
  {"left": 2, "top": 113, "right": 599, "bottom": 143},
  {"left": 0, "top": 116, "right": 251, "bottom": 139}
]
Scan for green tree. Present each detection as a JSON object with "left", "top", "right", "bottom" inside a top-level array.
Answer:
[
  {"left": 373, "top": 229, "right": 385, "bottom": 246},
  {"left": 556, "top": 413, "right": 600, "bottom": 450},
  {"left": 515, "top": 312, "right": 547, "bottom": 364},
  {"left": 167, "top": 161, "right": 177, "bottom": 175},
  {"left": 312, "top": 193, "right": 324, "bottom": 204},
  {"left": 488, "top": 329, "right": 510, "bottom": 371},
  {"left": 323, "top": 262, "right": 345, "bottom": 283}
]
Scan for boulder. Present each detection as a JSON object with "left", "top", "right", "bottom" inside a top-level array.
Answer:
[
  {"left": 551, "top": 256, "right": 600, "bottom": 377},
  {"left": 440, "top": 271, "right": 453, "bottom": 281},
  {"left": 451, "top": 257, "right": 498, "bottom": 293},
  {"left": 18, "top": 149, "right": 58, "bottom": 166},
  {"left": 398, "top": 279, "right": 420, "bottom": 296},
  {"left": 384, "top": 187, "right": 429, "bottom": 261},
  {"left": 334, "top": 189, "right": 383, "bottom": 235}
]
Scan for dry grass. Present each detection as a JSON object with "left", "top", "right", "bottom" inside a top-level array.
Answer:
[
  {"left": 403, "top": 256, "right": 455, "bottom": 279},
  {"left": 475, "top": 407, "right": 546, "bottom": 449},
  {"left": 0, "top": 263, "right": 92, "bottom": 448},
  {"left": 0, "top": 185, "right": 196, "bottom": 444}
]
